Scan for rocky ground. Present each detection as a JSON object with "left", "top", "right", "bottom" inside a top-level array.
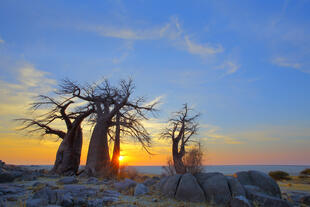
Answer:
[{"left": 1, "top": 160, "right": 310, "bottom": 207}]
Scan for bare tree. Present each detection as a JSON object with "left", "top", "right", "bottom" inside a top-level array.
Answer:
[
  {"left": 59, "top": 78, "right": 157, "bottom": 177},
  {"left": 110, "top": 102, "right": 156, "bottom": 176},
  {"left": 17, "top": 95, "right": 93, "bottom": 175},
  {"left": 161, "top": 104, "right": 200, "bottom": 174}
]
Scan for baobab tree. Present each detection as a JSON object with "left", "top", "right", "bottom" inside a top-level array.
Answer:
[
  {"left": 17, "top": 95, "right": 93, "bottom": 175},
  {"left": 161, "top": 104, "right": 200, "bottom": 174},
  {"left": 59, "top": 78, "right": 157, "bottom": 177}
]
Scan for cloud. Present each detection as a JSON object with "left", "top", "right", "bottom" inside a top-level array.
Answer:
[
  {"left": 200, "top": 124, "right": 243, "bottom": 144},
  {"left": 216, "top": 61, "right": 240, "bottom": 75},
  {"left": 82, "top": 17, "right": 224, "bottom": 59},
  {"left": 184, "top": 35, "right": 224, "bottom": 57},
  {"left": 272, "top": 57, "right": 301, "bottom": 69},
  {"left": 0, "top": 63, "right": 56, "bottom": 116},
  {"left": 0, "top": 36, "right": 4, "bottom": 44}
]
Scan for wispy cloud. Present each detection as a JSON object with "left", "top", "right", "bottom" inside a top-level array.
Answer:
[
  {"left": 82, "top": 17, "right": 224, "bottom": 59},
  {"left": 272, "top": 57, "right": 301, "bottom": 69},
  {"left": 184, "top": 35, "right": 223, "bottom": 57},
  {"left": 0, "top": 63, "right": 56, "bottom": 116},
  {"left": 217, "top": 61, "right": 240, "bottom": 75},
  {"left": 200, "top": 124, "right": 243, "bottom": 144}
]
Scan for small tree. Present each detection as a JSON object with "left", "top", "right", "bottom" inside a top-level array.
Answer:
[{"left": 161, "top": 104, "right": 200, "bottom": 174}]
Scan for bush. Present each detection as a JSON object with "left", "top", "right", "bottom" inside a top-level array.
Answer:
[
  {"left": 119, "top": 165, "right": 139, "bottom": 180},
  {"left": 183, "top": 144, "right": 204, "bottom": 174},
  {"left": 161, "top": 158, "right": 175, "bottom": 176},
  {"left": 300, "top": 168, "right": 310, "bottom": 176},
  {"left": 269, "top": 171, "right": 291, "bottom": 181}
]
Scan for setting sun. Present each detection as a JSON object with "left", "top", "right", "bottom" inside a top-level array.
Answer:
[{"left": 118, "top": 156, "right": 124, "bottom": 161}]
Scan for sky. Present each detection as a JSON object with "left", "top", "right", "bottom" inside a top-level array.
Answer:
[{"left": 0, "top": 0, "right": 310, "bottom": 166}]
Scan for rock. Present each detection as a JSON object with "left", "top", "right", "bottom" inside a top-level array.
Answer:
[
  {"left": 158, "top": 176, "right": 169, "bottom": 190},
  {"left": 0, "top": 168, "right": 16, "bottom": 183},
  {"left": 0, "top": 184, "right": 24, "bottom": 194},
  {"left": 20, "top": 174, "right": 37, "bottom": 181},
  {"left": 88, "top": 199, "right": 103, "bottom": 207},
  {"left": 73, "top": 197, "right": 87, "bottom": 206},
  {"left": 175, "top": 173, "right": 205, "bottom": 202},
  {"left": 87, "top": 177, "right": 99, "bottom": 185},
  {"left": 234, "top": 170, "right": 281, "bottom": 198},
  {"left": 161, "top": 174, "right": 182, "bottom": 198},
  {"left": 226, "top": 176, "right": 246, "bottom": 197},
  {"left": 300, "top": 195, "right": 310, "bottom": 205},
  {"left": 26, "top": 198, "right": 48, "bottom": 207},
  {"left": 230, "top": 196, "right": 252, "bottom": 207},
  {"left": 134, "top": 183, "right": 148, "bottom": 196},
  {"left": 114, "top": 178, "right": 137, "bottom": 191},
  {"left": 246, "top": 190, "right": 290, "bottom": 207},
  {"left": 143, "top": 178, "right": 158, "bottom": 186},
  {"left": 57, "top": 177, "right": 78, "bottom": 185},
  {"left": 61, "top": 193, "right": 73, "bottom": 207},
  {"left": 33, "top": 186, "right": 57, "bottom": 204},
  {"left": 195, "top": 172, "right": 231, "bottom": 206}
]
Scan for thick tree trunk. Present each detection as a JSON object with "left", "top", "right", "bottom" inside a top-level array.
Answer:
[
  {"left": 172, "top": 141, "right": 186, "bottom": 174},
  {"left": 50, "top": 125, "right": 82, "bottom": 175},
  {"left": 111, "top": 116, "right": 120, "bottom": 176},
  {"left": 84, "top": 118, "right": 111, "bottom": 177}
]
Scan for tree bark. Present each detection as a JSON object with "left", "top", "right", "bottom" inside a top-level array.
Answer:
[
  {"left": 84, "top": 118, "right": 111, "bottom": 177},
  {"left": 50, "top": 125, "right": 82, "bottom": 175},
  {"left": 172, "top": 141, "right": 186, "bottom": 174},
  {"left": 111, "top": 113, "right": 121, "bottom": 177}
]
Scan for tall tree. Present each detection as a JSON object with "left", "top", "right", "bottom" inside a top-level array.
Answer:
[
  {"left": 59, "top": 78, "right": 157, "bottom": 177},
  {"left": 17, "top": 95, "right": 93, "bottom": 175},
  {"left": 161, "top": 104, "right": 200, "bottom": 174}
]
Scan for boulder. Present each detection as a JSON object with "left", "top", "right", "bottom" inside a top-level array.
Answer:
[
  {"left": 230, "top": 196, "right": 252, "bottom": 207},
  {"left": 246, "top": 190, "right": 290, "bottom": 207},
  {"left": 61, "top": 193, "right": 74, "bottom": 207},
  {"left": 26, "top": 198, "right": 48, "bottom": 207},
  {"left": 226, "top": 176, "right": 246, "bottom": 197},
  {"left": 161, "top": 174, "right": 182, "bottom": 198},
  {"left": 0, "top": 168, "right": 16, "bottom": 183},
  {"left": 175, "top": 173, "right": 205, "bottom": 202},
  {"left": 87, "top": 177, "right": 99, "bottom": 185},
  {"left": 195, "top": 172, "right": 231, "bottom": 206},
  {"left": 33, "top": 186, "right": 58, "bottom": 204},
  {"left": 143, "top": 177, "right": 158, "bottom": 186},
  {"left": 134, "top": 183, "right": 148, "bottom": 196},
  {"left": 57, "top": 177, "right": 78, "bottom": 185},
  {"left": 158, "top": 176, "right": 169, "bottom": 190},
  {"left": 114, "top": 178, "right": 137, "bottom": 192},
  {"left": 234, "top": 170, "right": 281, "bottom": 198},
  {"left": 102, "top": 190, "right": 120, "bottom": 203}
]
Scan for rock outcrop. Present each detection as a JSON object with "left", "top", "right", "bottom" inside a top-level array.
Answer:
[{"left": 159, "top": 170, "right": 290, "bottom": 207}]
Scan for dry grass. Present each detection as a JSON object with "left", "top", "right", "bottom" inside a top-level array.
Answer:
[{"left": 278, "top": 176, "right": 310, "bottom": 192}]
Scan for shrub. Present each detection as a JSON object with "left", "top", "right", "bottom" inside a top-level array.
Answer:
[
  {"left": 269, "top": 171, "right": 291, "bottom": 181},
  {"left": 183, "top": 144, "right": 204, "bottom": 174},
  {"left": 300, "top": 168, "right": 310, "bottom": 176},
  {"left": 161, "top": 158, "right": 175, "bottom": 176},
  {"left": 119, "top": 165, "right": 139, "bottom": 180}
]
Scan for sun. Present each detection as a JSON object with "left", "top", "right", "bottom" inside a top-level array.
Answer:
[{"left": 118, "top": 156, "right": 124, "bottom": 161}]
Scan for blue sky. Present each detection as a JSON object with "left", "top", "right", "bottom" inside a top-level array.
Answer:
[{"left": 0, "top": 0, "right": 310, "bottom": 165}]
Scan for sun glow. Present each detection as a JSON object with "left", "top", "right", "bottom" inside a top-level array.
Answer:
[{"left": 118, "top": 156, "right": 124, "bottom": 161}]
